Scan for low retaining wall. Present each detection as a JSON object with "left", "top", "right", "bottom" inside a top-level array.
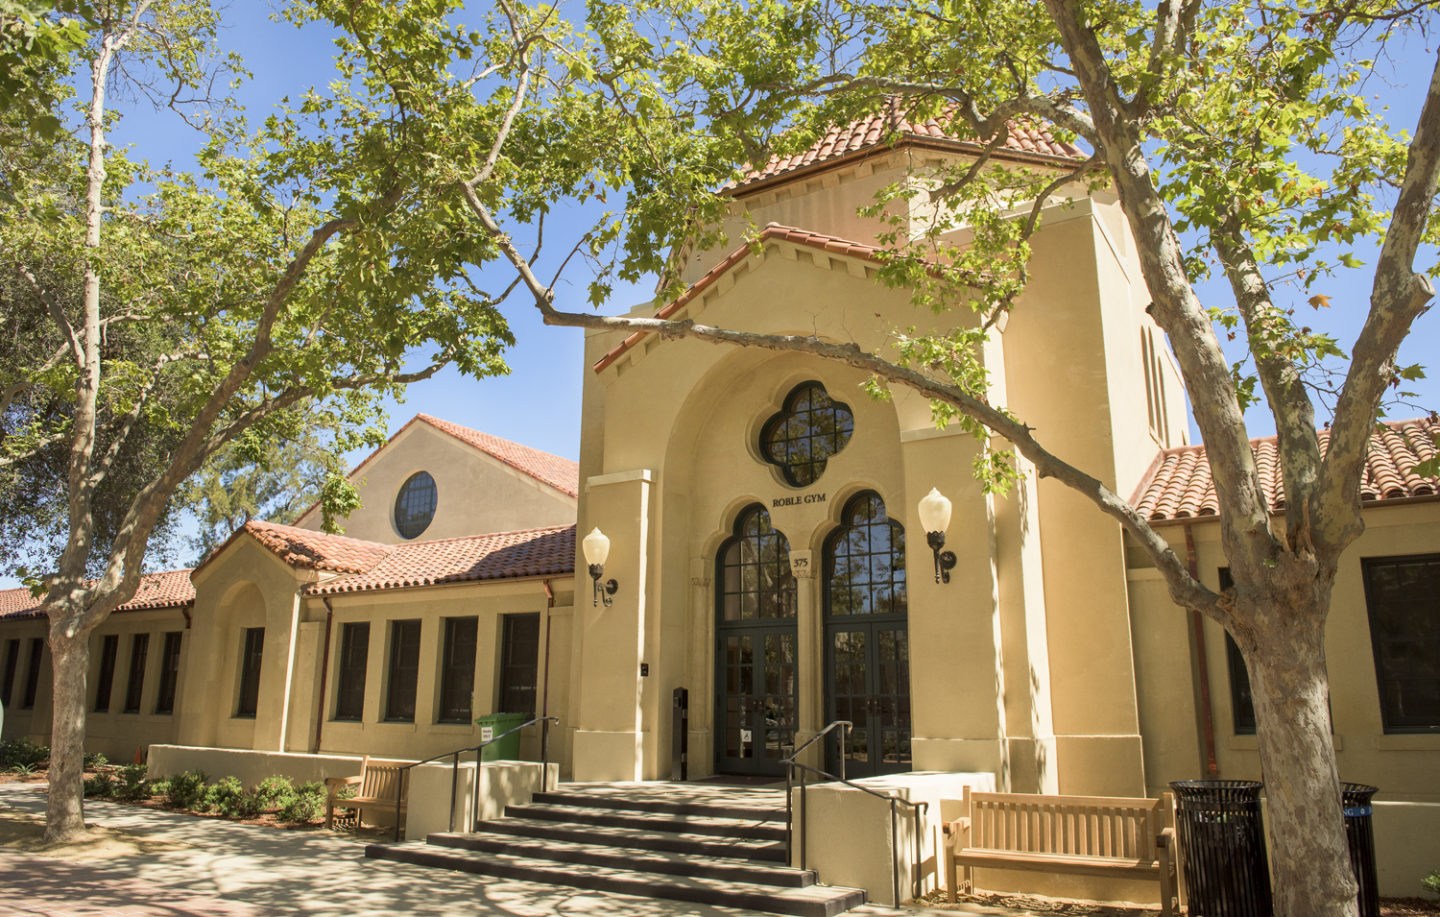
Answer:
[
  {"left": 147, "top": 744, "right": 555, "bottom": 842},
  {"left": 792, "top": 771, "right": 995, "bottom": 907}
]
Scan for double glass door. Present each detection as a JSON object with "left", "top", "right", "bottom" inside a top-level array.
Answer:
[{"left": 824, "top": 620, "right": 911, "bottom": 777}]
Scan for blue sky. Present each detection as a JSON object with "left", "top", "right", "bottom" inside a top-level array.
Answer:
[
  {"left": 7, "top": 3, "right": 1434, "bottom": 591},
  {"left": 104, "top": 5, "right": 1438, "bottom": 463}
]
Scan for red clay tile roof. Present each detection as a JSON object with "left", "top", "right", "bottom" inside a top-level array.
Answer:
[
  {"left": 594, "top": 223, "right": 901, "bottom": 374},
  {"left": 735, "top": 106, "right": 1084, "bottom": 192},
  {"left": 415, "top": 415, "right": 579, "bottom": 497},
  {"left": 307, "top": 524, "right": 575, "bottom": 596},
  {"left": 0, "top": 569, "right": 195, "bottom": 622},
  {"left": 1133, "top": 418, "right": 1439, "bottom": 522},
  {"left": 242, "top": 520, "right": 395, "bottom": 573}
]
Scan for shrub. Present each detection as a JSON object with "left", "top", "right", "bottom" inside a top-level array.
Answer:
[
  {"left": 165, "top": 771, "right": 207, "bottom": 810},
  {"left": 277, "top": 781, "right": 326, "bottom": 824},
  {"left": 0, "top": 738, "right": 49, "bottom": 770},
  {"left": 114, "top": 763, "right": 150, "bottom": 801},
  {"left": 201, "top": 776, "right": 245, "bottom": 816},
  {"left": 1423, "top": 869, "right": 1440, "bottom": 896},
  {"left": 83, "top": 752, "right": 108, "bottom": 770},
  {"left": 84, "top": 770, "right": 116, "bottom": 798},
  {"left": 149, "top": 778, "right": 171, "bottom": 798},
  {"left": 240, "top": 775, "right": 296, "bottom": 817}
]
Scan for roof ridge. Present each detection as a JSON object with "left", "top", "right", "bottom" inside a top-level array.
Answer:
[
  {"left": 389, "top": 523, "right": 576, "bottom": 548},
  {"left": 414, "top": 414, "right": 579, "bottom": 497}
]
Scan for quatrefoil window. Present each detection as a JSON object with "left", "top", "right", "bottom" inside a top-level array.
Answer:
[{"left": 760, "top": 382, "right": 854, "bottom": 487}]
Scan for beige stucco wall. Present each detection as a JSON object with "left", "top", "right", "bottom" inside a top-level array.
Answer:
[
  {"left": 1128, "top": 499, "right": 1440, "bottom": 895},
  {"left": 0, "top": 606, "right": 189, "bottom": 762},
  {"left": 292, "top": 419, "right": 575, "bottom": 543},
  {"left": 177, "top": 530, "right": 573, "bottom": 773},
  {"left": 571, "top": 191, "right": 1164, "bottom": 793}
]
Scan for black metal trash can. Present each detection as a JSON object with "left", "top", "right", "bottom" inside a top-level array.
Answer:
[
  {"left": 1171, "top": 779, "right": 1273, "bottom": 917},
  {"left": 1342, "top": 783, "right": 1380, "bottom": 917}
]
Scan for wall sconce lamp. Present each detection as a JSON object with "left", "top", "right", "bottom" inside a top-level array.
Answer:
[
  {"left": 918, "top": 488, "right": 957, "bottom": 584},
  {"left": 582, "top": 526, "right": 619, "bottom": 607}
]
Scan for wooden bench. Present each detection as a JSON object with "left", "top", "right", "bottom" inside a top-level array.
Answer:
[
  {"left": 944, "top": 788, "right": 1177, "bottom": 917},
  {"left": 324, "top": 756, "right": 408, "bottom": 831}
]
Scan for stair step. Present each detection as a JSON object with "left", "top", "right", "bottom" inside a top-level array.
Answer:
[
  {"left": 504, "top": 802, "right": 787, "bottom": 840},
  {"left": 366, "top": 842, "right": 865, "bottom": 917},
  {"left": 532, "top": 790, "right": 785, "bottom": 822},
  {"left": 427, "top": 830, "right": 814, "bottom": 887},
  {"left": 476, "top": 815, "right": 787, "bottom": 861}
]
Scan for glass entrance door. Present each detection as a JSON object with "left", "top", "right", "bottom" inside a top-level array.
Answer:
[
  {"left": 822, "top": 492, "right": 912, "bottom": 778},
  {"left": 825, "top": 622, "right": 911, "bottom": 776},
  {"left": 714, "top": 504, "right": 798, "bottom": 777}
]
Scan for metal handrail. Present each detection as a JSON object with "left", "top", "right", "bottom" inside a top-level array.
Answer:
[
  {"left": 392, "top": 714, "right": 559, "bottom": 842},
  {"left": 781, "top": 724, "right": 928, "bottom": 907}
]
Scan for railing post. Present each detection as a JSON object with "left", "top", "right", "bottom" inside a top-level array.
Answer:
[
  {"left": 448, "top": 754, "right": 459, "bottom": 833},
  {"left": 472, "top": 746, "right": 483, "bottom": 830},
  {"left": 394, "top": 770, "right": 405, "bottom": 843},
  {"left": 799, "top": 767, "right": 808, "bottom": 872},
  {"left": 839, "top": 724, "right": 847, "bottom": 783},
  {"left": 541, "top": 717, "right": 551, "bottom": 792},
  {"left": 785, "top": 763, "right": 794, "bottom": 866},
  {"left": 890, "top": 796, "right": 899, "bottom": 907}
]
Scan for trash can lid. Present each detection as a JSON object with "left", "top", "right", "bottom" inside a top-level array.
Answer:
[{"left": 1170, "top": 779, "right": 1264, "bottom": 802}]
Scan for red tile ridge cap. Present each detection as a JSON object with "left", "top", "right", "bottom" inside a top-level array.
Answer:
[
  {"left": 413, "top": 415, "right": 579, "bottom": 497},
  {"left": 593, "top": 223, "right": 901, "bottom": 374},
  {"left": 232, "top": 519, "right": 395, "bottom": 575}
]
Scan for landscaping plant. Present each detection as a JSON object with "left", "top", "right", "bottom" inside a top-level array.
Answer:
[
  {"left": 277, "top": 782, "right": 327, "bottom": 824},
  {"left": 164, "top": 771, "right": 207, "bottom": 810},
  {"left": 201, "top": 776, "right": 244, "bottom": 816}
]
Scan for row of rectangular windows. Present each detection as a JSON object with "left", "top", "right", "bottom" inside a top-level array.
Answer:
[
  {"left": 233, "top": 613, "right": 539, "bottom": 724},
  {"left": 0, "top": 631, "right": 183, "bottom": 716}
]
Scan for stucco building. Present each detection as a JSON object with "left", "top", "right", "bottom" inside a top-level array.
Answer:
[{"left": 2, "top": 112, "right": 1437, "bottom": 897}]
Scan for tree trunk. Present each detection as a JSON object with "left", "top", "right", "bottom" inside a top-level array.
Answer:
[
  {"left": 1247, "top": 604, "right": 1357, "bottom": 917},
  {"left": 45, "top": 630, "right": 89, "bottom": 842}
]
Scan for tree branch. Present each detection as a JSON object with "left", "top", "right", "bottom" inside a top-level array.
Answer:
[
  {"left": 1320, "top": 46, "right": 1440, "bottom": 551},
  {"left": 16, "top": 263, "right": 82, "bottom": 369}
]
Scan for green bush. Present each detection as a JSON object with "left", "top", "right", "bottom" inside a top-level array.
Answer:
[
  {"left": 277, "top": 781, "right": 326, "bottom": 824},
  {"left": 1423, "top": 869, "right": 1440, "bottom": 896},
  {"left": 149, "top": 778, "right": 171, "bottom": 798},
  {"left": 0, "top": 738, "right": 49, "bottom": 770},
  {"left": 201, "top": 776, "right": 244, "bottom": 816},
  {"left": 114, "top": 763, "right": 150, "bottom": 801},
  {"left": 240, "top": 775, "right": 296, "bottom": 817},
  {"left": 83, "top": 752, "right": 108, "bottom": 770},
  {"left": 165, "top": 770, "right": 207, "bottom": 810},
  {"left": 84, "top": 770, "right": 116, "bottom": 798}
]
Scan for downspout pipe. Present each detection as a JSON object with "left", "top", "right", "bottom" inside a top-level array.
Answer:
[
  {"left": 313, "top": 597, "right": 335, "bottom": 754},
  {"left": 1184, "top": 522, "right": 1220, "bottom": 776}
]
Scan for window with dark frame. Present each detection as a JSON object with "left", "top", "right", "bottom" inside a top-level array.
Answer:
[
  {"left": 393, "top": 471, "right": 438, "bottom": 540},
  {"left": 333, "top": 622, "right": 370, "bottom": 721},
  {"left": 384, "top": 619, "right": 422, "bottom": 722},
  {"left": 155, "top": 632, "right": 183, "bottom": 715},
  {"left": 1362, "top": 554, "right": 1440, "bottom": 733},
  {"left": 437, "top": 617, "right": 478, "bottom": 723},
  {"left": 21, "top": 638, "right": 43, "bottom": 709},
  {"left": 122, "top": 634, "right": 149, "bottom": 713},
  {"left": 1218, "top": 568, "right": 1257, "bottom": 735},
  {"left": 759, "top": 381, "right": 855, "bottom": 487},
  {"left": 236, "top": 627, "right": 264, "bottom": 718},
  {"left": 94, "top": 634, "right": 119, "bottom": 712},
  {"left": 718, "top": 505, "right": 798, "bottom": 623},
  {"left": 1, "top": 639, "right": 20, "bottom": 707},
  {"left": 498, "top": 613, "right": 540, "bottom": 716}
]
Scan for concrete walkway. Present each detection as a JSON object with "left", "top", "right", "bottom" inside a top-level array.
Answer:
[{"left": 0, "top": 782, "right": 1021, "bottom": 917}]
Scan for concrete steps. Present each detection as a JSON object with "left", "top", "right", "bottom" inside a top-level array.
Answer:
[{"left": 364, "top": 781, "right": 866, "bottom": 917}]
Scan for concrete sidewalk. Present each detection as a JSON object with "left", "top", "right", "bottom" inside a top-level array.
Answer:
[{"left": 0, "top": 782, "right": 1013, "bottom": 917}]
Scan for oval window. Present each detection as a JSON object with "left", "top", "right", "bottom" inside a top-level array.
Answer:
[{"left": 394, "top": 471, "right": 437, "bottom": 539}]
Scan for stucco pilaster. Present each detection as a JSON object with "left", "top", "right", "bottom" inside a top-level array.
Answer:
[{"left": 571, "top": 469, "right": 654, "bottom": 781}]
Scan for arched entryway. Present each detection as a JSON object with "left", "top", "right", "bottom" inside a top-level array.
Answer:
[
  {"left": 822, "top": 491, "right": 912, "bottom": 777},
  {"left": 714, "top": 504, "right": 798, "bottom": 776}
]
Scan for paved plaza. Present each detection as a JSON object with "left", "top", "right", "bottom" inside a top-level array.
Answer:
[{"left": 0, "top": 782, "right": 1017, "bottom": 917}]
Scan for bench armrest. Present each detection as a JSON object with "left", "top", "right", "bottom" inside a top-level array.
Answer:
[
  {"left": 1157, "top": 826, "right": 1175, "bottom": 850},
  {"left": 942, "top": 816, "right": 971, "bottom": 837},
  {"left": 325, "top": 775, "right": 362, "bottom": 797}
]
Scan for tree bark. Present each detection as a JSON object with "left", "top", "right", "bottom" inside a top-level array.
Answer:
[
  {"left": 1241, "top": 573, "right": 1357, "bottom": 917},
  {"left": 44, "top": 628, "right": 89, "bottom": 842}
]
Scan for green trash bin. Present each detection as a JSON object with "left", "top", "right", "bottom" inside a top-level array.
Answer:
[{"left": 475, "top": 712, "right": 528, "bottom": 761}]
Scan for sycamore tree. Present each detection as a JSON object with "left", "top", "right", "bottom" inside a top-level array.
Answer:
[
  {"left": 436, "top": 2, "right": 1439, "bottom": 915},
  {"left": 0, "top": 0, "right": 703, "bottom": 841}
]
